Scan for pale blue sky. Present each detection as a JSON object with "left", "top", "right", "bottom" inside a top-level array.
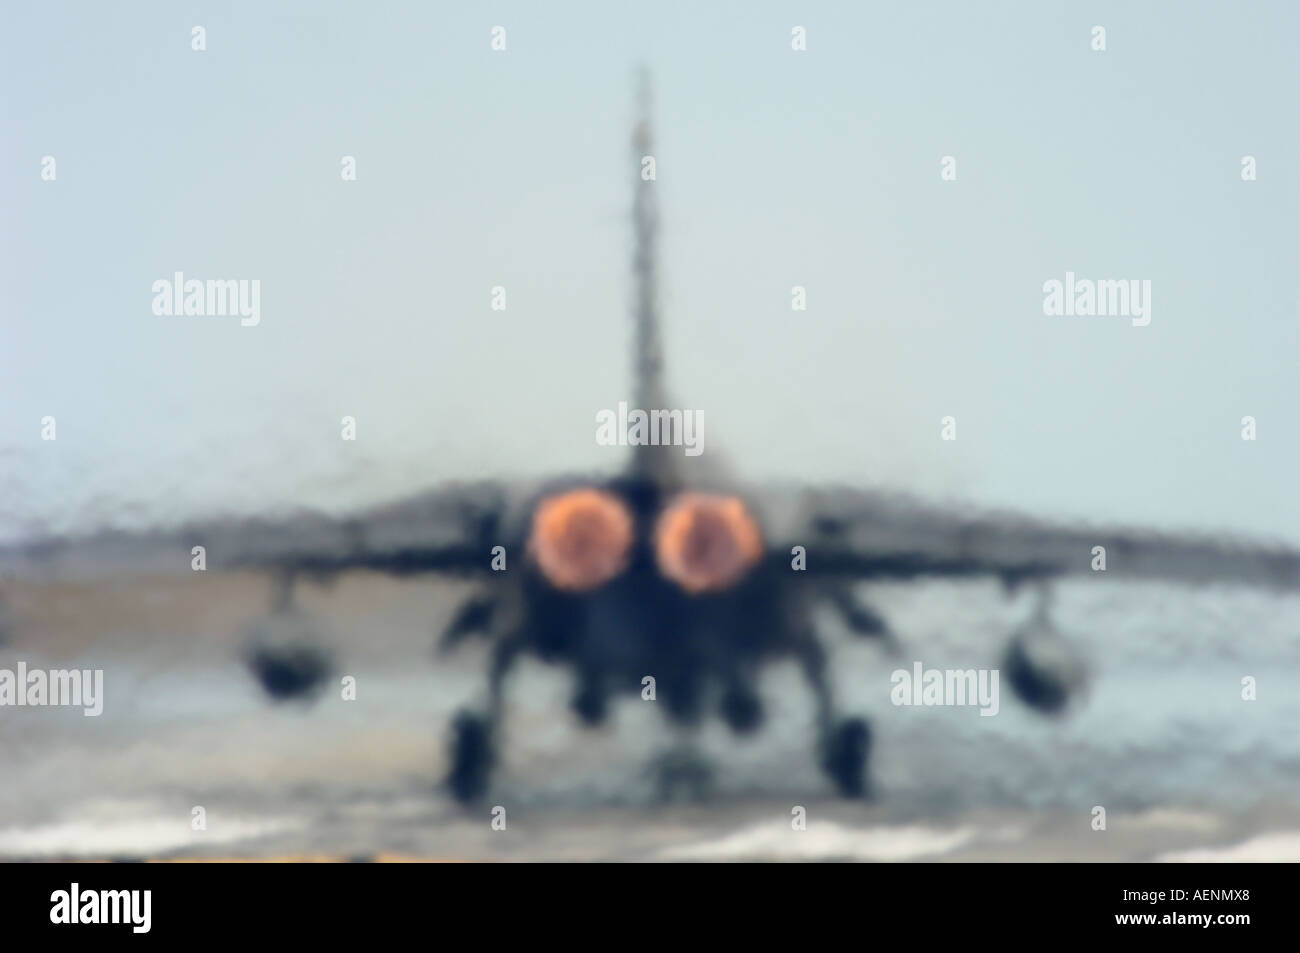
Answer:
[{"left": 2, "top": 1, "right": 1297, "bottom": 543}]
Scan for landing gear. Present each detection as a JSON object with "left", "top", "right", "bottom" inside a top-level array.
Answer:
[
  {"left": 821, "top": 716, "right": 872, "bottom": 797},
  {"left": 720, "top": 683, "right": 764, "bottom": 734},
  {"left": 444, "top": 636, "right": 522, "bottom": 803},
  {"left": 794, "top": 633, "right": 874, "bottom": 797},
  {"left": 447, "top": 710, "right": 494, "bottom": 803},
  {"left": 571, "top": 672, "right": 609, "bottom": 726}
]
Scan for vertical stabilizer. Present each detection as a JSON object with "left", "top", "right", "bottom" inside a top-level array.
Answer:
[{"left": 628, "top": 71, "right": 679, "bottom": 487}]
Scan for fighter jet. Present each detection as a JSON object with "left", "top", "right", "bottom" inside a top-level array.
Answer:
[{"left": 3, "top": 76, "right": 1298, "bottom": 806}]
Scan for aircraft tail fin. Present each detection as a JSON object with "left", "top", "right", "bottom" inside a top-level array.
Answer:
[{"left": 628, "top": 70, "right": 679, "bottom": 488}]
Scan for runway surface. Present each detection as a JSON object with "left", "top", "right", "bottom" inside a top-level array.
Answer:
[{"left": 2, "top": 571, "right": 1298, "bottom": 861}]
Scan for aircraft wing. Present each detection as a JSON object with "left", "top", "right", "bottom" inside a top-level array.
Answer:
[
  {"left": 5, "top": 479, "right": 1298, "bottom": 594},
  {"left": 754, "top": 485, "right": 1300, "bottom": 593},
  {"left": 0, "top": 480, "right": 521, "bottom": 583}
]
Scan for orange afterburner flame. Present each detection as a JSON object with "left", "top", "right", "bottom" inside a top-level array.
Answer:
[
  {"left": 655, "top": 493, "right": 763, "bottom": 594},
  {"left": 528, "top": 488, "right": 635, "bottom": 591}
]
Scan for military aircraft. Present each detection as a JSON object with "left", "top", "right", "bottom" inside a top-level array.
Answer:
[{"left": 3, "top": 77, "right": 1299, "bottom": 807}]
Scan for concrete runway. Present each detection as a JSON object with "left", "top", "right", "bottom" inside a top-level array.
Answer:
[{"left": 2, "top": 570, "right": 1299, "bottom": 861}]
